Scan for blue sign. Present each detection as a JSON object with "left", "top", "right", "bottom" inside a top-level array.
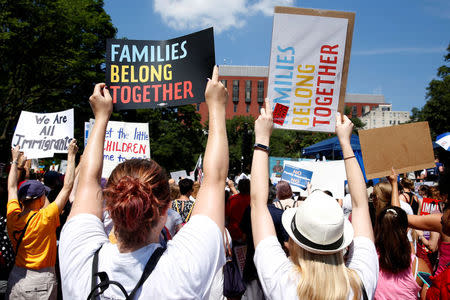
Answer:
[{"left": 281, "top": 165, "right": 313, "bottom": 190}]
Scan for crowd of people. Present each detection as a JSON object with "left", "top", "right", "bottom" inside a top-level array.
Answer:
[{"left": 0, "top": 66, "right": 449, "bottom": 299}]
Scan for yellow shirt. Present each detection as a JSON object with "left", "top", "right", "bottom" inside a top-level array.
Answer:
[{"left": 7, "top": 199, "right": 60, "bottom": 269}]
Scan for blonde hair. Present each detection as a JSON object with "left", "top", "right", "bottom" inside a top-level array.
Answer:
[
  {"left": 192, "top": 181, "right": 200, "bottom": 199},
  {"left": 373, "top": 182, "right": 392, "bottom": 216},
  {"left": 288, "top": 239, "right": 362, "bottom": 300}
]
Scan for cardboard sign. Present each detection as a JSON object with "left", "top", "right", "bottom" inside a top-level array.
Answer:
[
  {"left": 359, "top": 122, "right": 435, "bottom": 179},
  {"left": 284, "top": 160, "right": 347, "bottom": 198},
  {"left": 268, "top": 7, "right": 355, "bottom": 132},
  {"left": 88, "top": 119, "right": 150, "bottom": 178},
  {"left": 11, "top": 109, "right": 74, "bottom": 159},
  {"left": 281, "top": 165, "right": 313, "bottom": 189},
  {"left": 106, "top": 28, "right": 215, "bottom": 110}
]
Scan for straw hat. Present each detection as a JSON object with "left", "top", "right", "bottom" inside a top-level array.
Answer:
[{"left": 281, "top": 190, "right": 354, "bottom": 254}]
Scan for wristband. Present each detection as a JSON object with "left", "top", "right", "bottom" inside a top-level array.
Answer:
[
  {"left": 344, "top": 156, "right": 356, "bottom": 160},
  {"left": 254, "top": 143, "right": 270, "bottom": 153},
  {"left": 10, "top": 160, "right": 18, "bottom": 165}
]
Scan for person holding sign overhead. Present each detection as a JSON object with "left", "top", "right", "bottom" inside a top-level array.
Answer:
[
  {"left": 58, "top": 65, "right": 230, "bottom": 299},
  {"left": 250, "top": 104, "right": 378, "bottom": 299},
  {"left": 6, "top": 139, "right": 78, "bottom": 299}
]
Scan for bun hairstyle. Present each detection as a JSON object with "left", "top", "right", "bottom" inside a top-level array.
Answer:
[{"left": 104, "top": 159, "right": 170, "bottom": 247}]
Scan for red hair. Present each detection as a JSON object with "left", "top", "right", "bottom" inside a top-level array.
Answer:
[{"left": 103, "top": 159, "right": 170, "bottom": 247}]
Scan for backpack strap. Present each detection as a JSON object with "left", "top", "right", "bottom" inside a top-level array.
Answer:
[
  {"left": 89, "top": 245, "right": 165, "bottom": 299},
  {"left": 361, "top": 280, "right": 368, "bottom": 300},
  {"left": 13, "top": 212, "right": 37, "bottom": 257}
]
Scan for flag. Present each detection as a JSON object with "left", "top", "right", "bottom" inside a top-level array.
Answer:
[{"left": 194, "top": 154, "right": 203, "bottom": 183}]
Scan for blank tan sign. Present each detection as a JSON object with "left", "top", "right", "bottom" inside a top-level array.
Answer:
[{"left": 359, "top": 122, "right": 435, "bottom": 179}]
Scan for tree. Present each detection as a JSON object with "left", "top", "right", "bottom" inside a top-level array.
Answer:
[
  {"left": 420, "top": 44, "right": 450, "bottom": 138},
  {"left": 0, "top": 0, "right": 116, "bottom": 157},
  {"left": 225, "top": 116, "right": 255, "bottom": 176}
]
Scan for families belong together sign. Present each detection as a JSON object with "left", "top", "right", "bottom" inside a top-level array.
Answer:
[
  {"left": 11, "top": 109, "right": 74, "bottom": 159},
  {"left": 268, "top": 7, "right": 354, "bottom": 132},
  {"left": 106, "top": 28, "right": 215, "bottom": 110}
]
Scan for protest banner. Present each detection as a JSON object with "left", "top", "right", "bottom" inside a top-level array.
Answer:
[
  {"left": 84, "top": 122, "right": 90, "bottom": 148},
  {"left": 11, "top": 109, "right": 74, "bottom": 159},
  {"left": 88, "top": 119, "right": 150, "bottom": 178},
  {"left": 268, "top": 7, "right": 355, "bottom": 132},
  {"left": 420, "top": 197, "right": 442, "bottom": 216},
  {"left": 281, "top": 165, "right": 313, "bottom": 189},
  {"left": 359, "top": 122, "right": 435, "bottom": 179},
  {"left": 285, "top": 160, "right": 346, "bottom": 198},
  {"left": 170, "top": 170, "right": 188, "bottom": 184},
  {"left": 59, "top": 160, "right": 68, "bottom": 174},
  {"left": 270, "top": 157, "right": 313, "bottom": 184},
  {"left": 106, "top": 28, "right": 215, "bottom": 110}
]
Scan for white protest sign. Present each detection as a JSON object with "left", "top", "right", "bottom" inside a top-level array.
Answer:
[
  {"left": 170, "top": 170, "right": 188, "bottom": 184},
  {"left": 59, "top": 160, "right": 68, "bottom": 174},
  {"left": 268, "top": 8, "right": 353, "bottom": 132},
  {"left": 88, "top": 119, "right": 150, "bottom": 178},
  {"left": 284, "top": 160, "right": 346, "bottom": 199},
  {"left": 11, "top": 109, "right": 74, "bottom": 159}
]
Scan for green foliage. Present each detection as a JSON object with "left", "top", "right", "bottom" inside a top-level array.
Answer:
[
  {"left": 270, "top": 130, "right": 332, "bottom": 158},
  {"left": 420, "top": 44, "right": 450, "bottom": 138},
  {"left": 225, "top": 116, "right": 255, "bottom": 175},
  {"left": 0, "top": 0, "right": 116, "bottom": 156},
  {"left": 112, "top": 105, "right": 205, "bottom": 173}
]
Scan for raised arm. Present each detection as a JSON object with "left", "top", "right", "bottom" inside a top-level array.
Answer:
[
  {"left": 408, "top": 213, "right": 443, "bottom": 234},
  {"left": 250, "top": 99, "right": 276, "bottom": 247},
  {"left": 192, "top": 66, "right": 228, "bottom": 230},
  {"left": 8, "top": 146, "right": 24, "bottom": 201},
  {"left": 68, "top": 83, "right": 112, "bottom": 220},
  {"left": 53, "top": 139, "right": 78, "bottom": 213},
  {"left": 387, "top": 168, "right": 400, "bottom": 207},
  {"left": 336, "top": 113, "right": 374, "bottom": 241}
]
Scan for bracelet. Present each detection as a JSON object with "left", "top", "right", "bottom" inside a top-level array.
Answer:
[
  {"left": 254, "top": 143, "right": 270, "bottom": 153},
  {"left": 10, "top": 160, "right": 18, "bottom": 165},
  {"left": 344, "top": 156, "right": 356, "bottom": 160}
]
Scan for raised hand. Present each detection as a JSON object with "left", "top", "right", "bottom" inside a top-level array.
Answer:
[
  {"left": 68, "top": 139, "right": 79, "bottom": 158},
  {"left": 205, "top": 66, "right": 228, "bottom": 108},
  {"left": 335, "top": 112, "right": 353, "bottom": 144},
  {"left": 387, "top": 167, "right": 398, "bottom": 184},
  {"left": 254, "top": 98, "right": 273, "bottom": 145},
  {"left": 11, "top": 145, "right": 24, "bottom": 164},
  {"left": 89, "top": 83, "right": 112, "bottom": 120}
]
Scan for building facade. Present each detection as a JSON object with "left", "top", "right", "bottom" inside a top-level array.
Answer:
[
  {"left": 360, "top": 104, "right": 410, "bottom": 129},
  {"left": 197, "top": 65, "right": 268, "bottom": 123},
  {"left": 196, "top": 65, "right": 407, "bottom": 125}
]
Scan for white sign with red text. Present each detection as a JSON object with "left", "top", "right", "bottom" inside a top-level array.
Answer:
[
  {"left": 268, "top": 11, "right": 348, "bottom": 132},
  {"left": 88, "top": 119, "right": 150, "bottom": 178}
]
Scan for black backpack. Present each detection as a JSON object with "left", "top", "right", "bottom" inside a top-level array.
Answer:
[{"left": 87, "top": 245, "right": 165, "bottom": 300}]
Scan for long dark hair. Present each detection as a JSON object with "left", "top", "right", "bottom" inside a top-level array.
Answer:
[{"left": 375, "top": 206, "right": 411, "bottom": 273}]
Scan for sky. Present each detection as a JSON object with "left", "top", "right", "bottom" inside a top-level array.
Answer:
[{"left": 104, "top": 0, "right": 450, "bottom": 113}]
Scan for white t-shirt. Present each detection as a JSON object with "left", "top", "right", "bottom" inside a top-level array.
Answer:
[
  {"left": 400, "top": 201, "right": 413, "bottom": 216},
  {"left": 59, "top": 214, "right": 225, "bottom": 299},
  {"left": 254, "top": 236, "right": 379, "bottom": 300}
]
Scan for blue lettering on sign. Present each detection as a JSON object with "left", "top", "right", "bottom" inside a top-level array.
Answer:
[{"left": 281, "top": 165, "right": 313, "bottom": 190}]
